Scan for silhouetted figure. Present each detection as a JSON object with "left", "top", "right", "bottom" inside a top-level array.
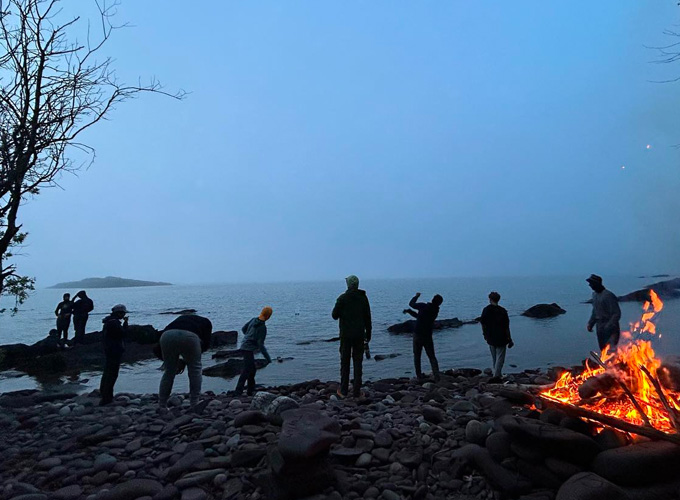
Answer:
[
  {"left": 157, "top": 314, "right": 213, "bottom": 409},
  {"left": 332, "top": 275, "right": 372, "bottom": 398},
  {"left": 99, "top": 304, "right": 128, "bottom": 406},
  {"left": 54, "top": 293, "right": 72, "bottom": 345},
  {"left": 71, "top": 291, "right": 94, "bottom": 344},
  {"left": 480, "top": 291, "right": 513, "bottom": 383},
  {"left": 586, "top": 274, "right": 621, "bottom": 351},
  {"left": 403, "top": 292, "right": 443, "bottom": 382},
  {"left": 234, "top": 307, "right": 273, "bottom": 396}
]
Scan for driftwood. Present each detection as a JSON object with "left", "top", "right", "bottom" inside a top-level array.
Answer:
[
  {"left": 639, "top": 364, "right": 680, "bottom": 433},
  {"left": 538, "top": 395, "right": 680, "bottom": 445}
]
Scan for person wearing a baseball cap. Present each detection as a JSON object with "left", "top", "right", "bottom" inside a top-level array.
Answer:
[
  {"left": 586, "top": 275, "right": 621, "bottom": 351},
  {"left": 99, "top": 304, "right": 129, "bottom": 406}
]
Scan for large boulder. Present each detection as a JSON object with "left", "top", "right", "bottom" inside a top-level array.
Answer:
[
  {"left": 522, "top": 303, "right": 566, "bottom": 319},
  {"left": 499, "top": 415, "right": 601, "bottom": 465},
  {"left": 210, "top": 331, "right": 238, "bottom": 348},
  {"left": 388, "top": 317, "right": 464, "bottom": 334},
  {"left": 556, "top": 472, "right": 630, "bottom": 500},
  {"left": 277, "top": 408, "right": 341, "bottom": 460},
  {"left": 123, "top": 324, "right": 159, "bottom": 344},
  {"left": 618, "top": 277, "right": 680, "bottom": 302},
  {"left": 591, "top": 441, "right": 680, "bottom": 486}
]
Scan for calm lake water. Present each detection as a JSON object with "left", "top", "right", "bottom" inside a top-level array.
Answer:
[{"left": 1, "top": 276, "right": 678, "bottom": 396}]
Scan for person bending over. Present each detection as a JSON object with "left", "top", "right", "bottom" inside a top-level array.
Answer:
[{"left": 234, "top": 307, "right": 273, "bottom": 396}]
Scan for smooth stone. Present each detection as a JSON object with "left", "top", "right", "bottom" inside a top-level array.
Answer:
[
  {"left": 174, "top": 468, "right": 226, "bottom": 489},
  {"left": 94, "top": 453, "right": 118, "bottom": 472},
  {"left": 180, "top": 488, "right": 207, "bottom": 500},
  {"left": 356, "top": 453, "right": 373, "bottom": 467},
  {"left": 100, "top": 478, "right": 164, "bottom": 500},
  {"left": 52, "top": 485, "right": 83, "bottom": 500},
  {"left": 555, "top": 472, "right": 630, "bottom": 500}
]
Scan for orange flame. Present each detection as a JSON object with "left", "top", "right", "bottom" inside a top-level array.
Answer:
[{"left": 541, "top": 289, "right": 678, "bottom": 433}]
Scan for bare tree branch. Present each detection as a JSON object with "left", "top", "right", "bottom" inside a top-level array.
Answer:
[{"left": 0, "top": 0, "right": 186, "bottom": 314}]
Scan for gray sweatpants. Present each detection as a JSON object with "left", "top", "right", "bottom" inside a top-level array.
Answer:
[
  {"left": 489, "top": 345, "right": 507, "bottom": 378},
  {"left": 159, "top": 329, "right": 202, "bottom": 407}
]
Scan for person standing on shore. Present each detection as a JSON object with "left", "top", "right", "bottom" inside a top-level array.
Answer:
[
  {"left": 480, "top": 291, "right": 513, "bottom": 383},
  {"left": 157, "top": 314, "right": 213, "bottom": 409},
  {"left": 99, "top": 304, "right": 128, "bottom": 406},
  {"left": 332, "top": 275, "right": 372, "bottom": 398},
  {"left": 586, "top": 274, "right": 621, "bottom": 351},
  {"left": 54, "top": 293, "right": 73, "bottom": 345},
  {"left": 71, "top": 291, "right": 94, "bottom": 344},
  {"left": 234, "top": 307, "right": 273, "bottom": 396},
  {"left": 403, "top": 292, "right": 443, "bottom": 382}
]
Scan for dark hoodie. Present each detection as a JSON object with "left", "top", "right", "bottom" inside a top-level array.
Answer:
[
  {"left": 407, "top": 295, "right": 440, "bottom": 338},
  {"left": 102, "top": 316, "right": 126, "bottom": 355},
  {"left": 332, "top": 288, "right": 372, "bottom": 341}
]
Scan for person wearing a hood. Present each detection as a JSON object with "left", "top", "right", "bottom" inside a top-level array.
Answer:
[
  {"left": 234, "top": 307, "right": 273, "bottom": 396},
  {"left": 403, "top": 292, "right": 443, "bottom": 382},
  {"left": 99, "top": 304, "right": 128, "bottom": 406},
  {"left": 156, "top": 314, "right": 213, "bottom": 409},
  {"left": 332, "top": 275, "right": 372, "bottom": 398},
  {"left": 71, "top": 291, "right": 94, "bottom": 344},
  {"left": 586, "top": 274, "right": 621, "bottom": 351}
]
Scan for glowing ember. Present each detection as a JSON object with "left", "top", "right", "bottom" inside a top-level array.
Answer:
[{"left": 541, "top": 290, "right": 680, "bottom": 433}]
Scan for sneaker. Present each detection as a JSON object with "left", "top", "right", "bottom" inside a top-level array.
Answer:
[{"left": 488, "top": 376, "right": 503, "bottom": 384}]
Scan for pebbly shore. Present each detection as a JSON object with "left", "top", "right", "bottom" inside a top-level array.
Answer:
[{"left": 3, "top": 366, "right": 680, "bottom": 500}]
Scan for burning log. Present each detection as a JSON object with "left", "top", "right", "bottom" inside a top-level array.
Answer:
[
  {"left": 639, "top": 364, "right": 680, "bottom": 433},
  {"left": 589, "top": 351, "right": 653, "bottom": 428},
  {"left": 538, "top": 395, "right": 680, "bottom": 445}
]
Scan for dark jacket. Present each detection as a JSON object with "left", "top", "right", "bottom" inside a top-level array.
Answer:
[
  {"left": 588, "top": 289, "right": 621, "bottom": 335},
  {"left": 406, "top": 295, "right": 440, "bottom": 338},
  {"left": 240, "top": 317, "right": 271, "bottom": 363},
  {"left": 102, "top": 316, "right": 126, "bottom": 355},
  {"left": 163, "top": 315, "right": 213, "bottom": 352},
  {"left": 481, "top": 304, "right": 512, "bottom": 347},
  {"left": 332, "top": 289, "right": 372, "bottom": 342},
  {"left": 72, "top": 297, "right": 94, "bottom": 317},
  {"left": 55, "top": 300, "right": 72, "bottom": 318}
]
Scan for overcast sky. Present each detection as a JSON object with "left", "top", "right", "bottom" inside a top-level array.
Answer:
[{"left": 12, "top": 1, "right": 680, "bottom": 286}]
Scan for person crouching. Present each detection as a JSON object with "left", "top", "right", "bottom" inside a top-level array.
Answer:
[
  {"left": 234, "top": 307, "right": 273, "bottom": 396},
  {"left": 157, "top": 314, "right": 213, "bottom": 410}
]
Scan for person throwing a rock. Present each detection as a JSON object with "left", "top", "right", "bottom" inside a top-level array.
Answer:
[
  {"left": 71, "top": 291, "right": 94, "bottom": 344},
  {"left": 100, "top": 304, "right": 128, "bottom": 406},
  {"left": 403, "top": 292, "right": 443, "bottom": 382},
  {"left": 480, "top": 291, "right": 513, "bottom": 383},
  {"left": 54, "top": 293, "right": 73, "bottom": 346},
  {"left": 332, "top": 275, "right": 372, "bottom": 398},
  {"left": 586, "top": 274, "right": 621, "bottom": 351},
  {"left": 234, "top": 307, "right": 273, "bottom": 396},
  {"left": 157, "top": 314, "right": 213, "bottom": 410}
]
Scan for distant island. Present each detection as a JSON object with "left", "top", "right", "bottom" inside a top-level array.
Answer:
[{"left": 48, "top": 276, "right": 172, "bottom": 289}]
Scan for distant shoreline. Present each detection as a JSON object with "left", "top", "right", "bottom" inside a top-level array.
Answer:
[{"left": 48, "top": 276, "right": 172, "bottom": 289}]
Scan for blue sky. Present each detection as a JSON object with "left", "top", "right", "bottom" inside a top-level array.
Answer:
[{"left": 12, "top": 1, "right": 680, "bottom": 285}]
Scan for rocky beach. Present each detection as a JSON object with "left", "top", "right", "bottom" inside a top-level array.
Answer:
[{"left": 3, "top": 364, "right": 680, "bottom": 500}]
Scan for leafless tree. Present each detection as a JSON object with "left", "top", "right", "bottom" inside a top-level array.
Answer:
[{"left": 0, "top": 0, "right": 185, "bottom": 313}]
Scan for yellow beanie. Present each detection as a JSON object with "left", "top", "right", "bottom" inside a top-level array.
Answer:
[{"left": 259, "top": 306, "right": 273, "bottom": 321}]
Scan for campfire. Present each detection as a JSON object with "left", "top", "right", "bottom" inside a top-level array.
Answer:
[{"left": 539, "top": 290, "right": 680, "bottom": 442}]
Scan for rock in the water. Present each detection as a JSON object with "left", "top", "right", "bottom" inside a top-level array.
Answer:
[
  {"left": 522, "top": 303, "right": 566, "bottom": 319},
  {"left": 160, "top": 308, "right": 197, "bottom": 315},
  {"left": 278, "top": 408, "right": 341, "bottom": 460},
  {"left": 591, "top": 441, "right": 680, "bottom": 486},
  {"left": 202, "top": 358, "right": 268, "bottom": 377},
  {"left": 556, "top": 472, "right": 630, "bottom": 500},
  {"left": 387, "top": 317, "right": 464, "bottom": 334},
  {"left": 210, "top": 330, "right": 238, "bottom": 347},
  {"left": 373, "top": 353, "right": 401, "bottom": 361}
]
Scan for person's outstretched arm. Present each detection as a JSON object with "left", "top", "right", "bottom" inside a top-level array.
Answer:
[
  {"left": 257, "top": 325, "right": 272, "bottom": 363},
  {"left": 403, "top": 309, "right": 418, "bottom": 319}
]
